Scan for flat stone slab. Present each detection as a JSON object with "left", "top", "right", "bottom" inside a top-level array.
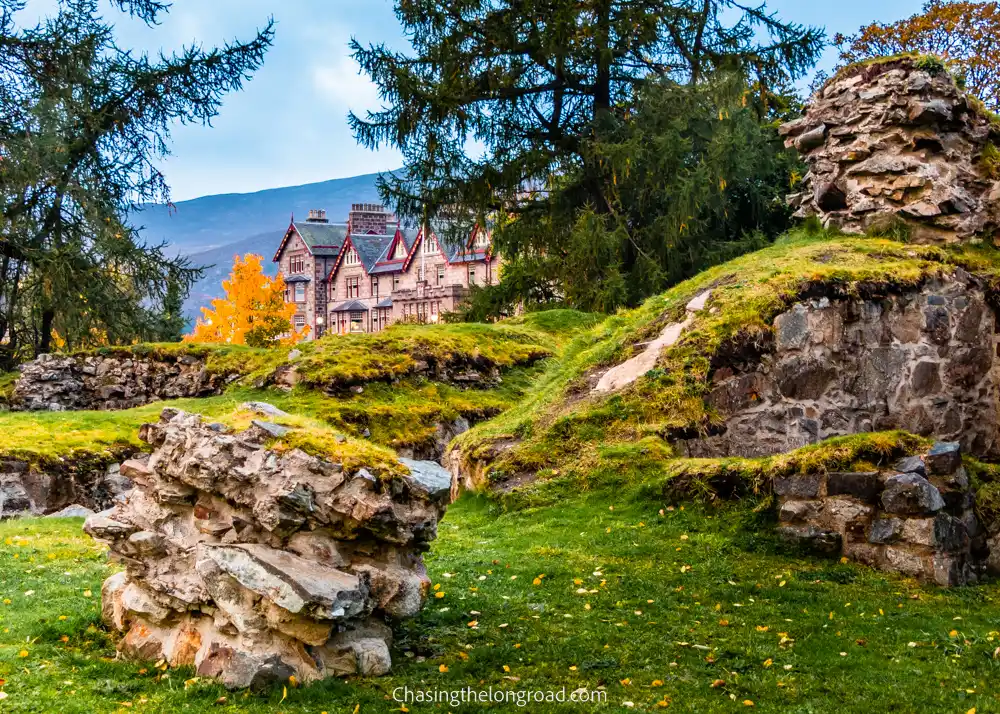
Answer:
[
  {"left": 46, "top": 504, "right": 96, "bottom": 519},
  {"left": 398, "top": 458, "right": 452, "bottom": 502},
  {"left": 201, "top": 543, "right": 366, "bottom": 620}
]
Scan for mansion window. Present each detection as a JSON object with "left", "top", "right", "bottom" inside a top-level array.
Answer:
[
  {"left": 344, "top": 247, "right": 360, "bottom": 266},
  {"left": 371, "top": 277, "right": 379, "bottom": 298},
  {"left": 293, "top": 283, "right": 306, "bottom": 302},
  {"left": 468, "top": 266, "right": 476, "bottom": 286},
  {"left": 423, "top": 234, "right": 440, "bottom": 254},
  {"left": 474, "top": 230, "right": 489, "bottom": 249},
  {"left": 293, "top": 314, "right": 305, "bottom": 328},
  {"left": 393, "top": 274, "right": 401, "bottom": 290},
  {"left": 346, "top": 276, "right": 360, "bottom": 298},
  {"left": 289, "top": 254, "right": 305, "bottom": 273},
  {"left": 349, "top": 310, "right": 365, "bottom": 332},
  {"left": 418, "top": 265, "right": 425, "bottom": 282},
  {"left": 436, "top": 265, "right": 445, "bottom": 285}
]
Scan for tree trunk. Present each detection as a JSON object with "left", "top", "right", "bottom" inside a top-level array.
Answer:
[{"left": 38, "top": 307, "right": 54, "bottom": 355}]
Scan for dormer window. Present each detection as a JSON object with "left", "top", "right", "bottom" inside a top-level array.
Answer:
[
  {"left": 474, "top": 230, "right": 489, "bottom": 248},
  {"left": 344, "top": 246, "right": 360, "bottom": 266},
  {"left": 423, "top": 234, "right": 440, "bottom": 255},
  {"left": 389, "top": 241, "right": 403, "bottom": 260}
]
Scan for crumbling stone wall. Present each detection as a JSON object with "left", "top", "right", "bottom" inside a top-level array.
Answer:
[
  {"left": 777, "top": 442, "right": 982, "bottom": 586},
  {"left": 85, "top": 408, "right": 452, "bottom": 689},
  {"left": 0, "top": 457, "right": 133, "bottom": 518},
  {"left": 680, "top": 274, "right": 1000, "bottom": 459},
  {"left": 12, "top": 353, "right": 229, "bottom": 411},
  {"left": 781, "top": 56, "right": 1000, "bottom": 243}
]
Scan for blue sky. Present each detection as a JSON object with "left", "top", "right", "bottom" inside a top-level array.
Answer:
[{"left": 23, "top": 0, "right": 924, "bottom": 201}]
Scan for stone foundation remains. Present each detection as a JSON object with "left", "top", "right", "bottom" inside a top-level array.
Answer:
[
  {"left": 1, "top": 457, "right": 132, "bottom": 518},
  {"left": 776, "top": 441, "right": 982, "bottom": 586},
  {"left": 85, "top": 408, "right": 452, "bottom": 689},
  {"left": 12, "top": 352, "right": 228, "bottom": 411},
  {"left": 680, "top": 274, "right": 1000, "bottom": 459}
]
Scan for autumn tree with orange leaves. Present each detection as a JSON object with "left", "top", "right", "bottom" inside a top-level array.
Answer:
[
  {"left": 185, "top": 254, "right": 309, "bottom": 347},
  {"left": 835, "top": 1, "right": 1000, "bottom": 111}
]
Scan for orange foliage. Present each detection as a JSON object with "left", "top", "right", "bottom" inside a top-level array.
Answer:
[
  {"left": 184, "top": 253, "right": 309, "bottom": 347},
  {"left": 835, "top": 1, "right": 1000, "bottom": 111}
]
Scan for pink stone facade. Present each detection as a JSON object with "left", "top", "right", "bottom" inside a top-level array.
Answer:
[{"left": 273, "top": 204, "right": 497, "bottom": 338}]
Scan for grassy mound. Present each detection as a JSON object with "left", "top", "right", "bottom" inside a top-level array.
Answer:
[
  {"left": 453, "top": 228, "right": 1000, "bottom": 498},
  {"left": 0, "top": 311, "right": 600, "bottom": 469},
  {"left": 64, "top": 311, "right": 594, "bottom": 391},
  {"left": 5, "top": 482, "right": 1000, "bottom": 712}
]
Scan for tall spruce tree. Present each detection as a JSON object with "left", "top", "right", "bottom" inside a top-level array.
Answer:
[
  {"left": 351, "top": 0, "right": 823, "bottom": 314},
  {"left": 0, "top": 0, "right": 273, "bottom": 367}
]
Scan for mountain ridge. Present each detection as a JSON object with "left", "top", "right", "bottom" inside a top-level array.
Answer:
[{"left": 134, "top": 171, "right": 390, "bottom": 322}]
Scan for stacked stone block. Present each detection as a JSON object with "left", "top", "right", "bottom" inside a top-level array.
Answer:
[
  {"left": 777, "top": 441, "right": 980, "bottom": 586},
  {"left": 84, "top": 408, "right": 452, "bottom": 689},
  {"left": 780, "top": 56, "right": 1000, "bottom": 243},
  {"left": 13, "top": 353, "right": 228, "bottom": 411}
]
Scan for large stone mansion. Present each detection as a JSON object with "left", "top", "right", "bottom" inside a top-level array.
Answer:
[{"left": 272, "top": 203, "right": 497, "bottom": 338}]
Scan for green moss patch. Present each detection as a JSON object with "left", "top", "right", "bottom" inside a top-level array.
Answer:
[{"left": 455, "top": 229, "right": 1000, "bottom": 494}]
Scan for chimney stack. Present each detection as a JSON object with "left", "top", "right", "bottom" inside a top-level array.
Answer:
[
  {"left": 349, "top": 203, "right": 392, "bottom": 235},
  {"left": 306, "top": 209, "right": 328, "bottom": 224}
]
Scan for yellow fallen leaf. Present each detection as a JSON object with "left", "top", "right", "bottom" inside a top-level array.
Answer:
[
  {"left": 434, "top": 591, "right": 445, "bottom": 599},
  {"left": 763, "top": 659, "right": 773, "bottom": 668},
  {"left": 532, "top": 578, "right": 542, "bottom": 586},
  {"left": 743, "top": 700, "right": 755, "bottom": 707},
  {"left": 439, "top": 664, "right": 448, "bottom": 673},
  {"left": 651, "top": 679, "right": 663, "bottom": 687},
  {"left": 18, "top": 650, "right": 28, "bottom": 658},
  {"left": 503, "top": 665, "right": 510, "bottom": 672}
]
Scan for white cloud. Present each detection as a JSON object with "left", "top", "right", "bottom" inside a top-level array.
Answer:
[{"left": 311, "top": 49, "right": 383, "bottom": 114}]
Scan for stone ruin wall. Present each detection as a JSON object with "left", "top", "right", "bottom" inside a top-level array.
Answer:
[
  {"left": 0, "top": 457, "right": 133, "bottom": 519},
  {"left": 85, "top": 408, "right": 453, "bottom": 689},
  {"left": 678, "top": 273, "right": 1000, "bottom": 460},
  {"left": 781, "top": 57, "right": 1000, "bottom": 243},
  {"left": 12, "top": 352, "right": 228, "bottom": 412},
  {"left": 776, "top": 441, "right": 988, "bottom": 586}
]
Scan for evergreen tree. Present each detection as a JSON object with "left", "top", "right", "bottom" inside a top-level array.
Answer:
[
  {"left": 0, "top": 0, "right": 273, "bottom": 367},
  {"left": 351, "top": 0, "right": 822, "bottom": 314}
]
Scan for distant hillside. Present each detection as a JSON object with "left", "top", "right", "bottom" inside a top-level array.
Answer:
[
  {"left": 182, "top": 230, "right": 285, "bottom": 322},
  {"left": 135, "top": 172, "right": 385, "bottom": 256},
  {"left": 133, "top": 172, "right": 389, "bottom": 323}
]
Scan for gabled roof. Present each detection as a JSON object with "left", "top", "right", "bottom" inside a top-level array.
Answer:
[
  {"left": 369, "top": 227, "right": 418, "bottom": 275},
  {"left": 325, "top": 231, "right": 397, "bottom": 283},
  {"left": 402, "top": 221, "right": 492, "bottom": 270},
  {"left": 272, "top": 220, "right": 347, "bottom": 262}
]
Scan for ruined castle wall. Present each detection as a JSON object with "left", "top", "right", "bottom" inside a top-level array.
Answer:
[{"left": 679, "top": 273, "right": 1000, "bottom": 459}]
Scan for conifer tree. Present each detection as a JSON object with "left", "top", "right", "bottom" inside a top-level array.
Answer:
[
  {"left": 0, "top": 0, "right": 274, "bottom": 367},
  {"left": 351, "top": 0, "right": 823, "bottom": 314}
]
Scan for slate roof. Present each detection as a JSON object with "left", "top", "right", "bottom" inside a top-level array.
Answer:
[
  {"left": 350, "top": 232, "right": 396, "bottom": 272},
  {"left": 369, "top": 227, "right": 419, "bottom": 275},
  {"left": 330, "top": 299, "right": 370, "bottom": 313},
  {"left": 374, "top": 297, "right": 394, "bottom": 309},
  {"left": 283, "top": 275, "right": 311, "bottom": 283},
  {"left": 295, "top": 222, "right": 348, "bottom": 249},
  {"left": 272, "top": 220, "right": 347, "bottom": 262}
]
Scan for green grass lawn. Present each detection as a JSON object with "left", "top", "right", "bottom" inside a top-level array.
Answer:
[{"left": 2, "top": 485, "right": 1000, "bottom": 713}]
